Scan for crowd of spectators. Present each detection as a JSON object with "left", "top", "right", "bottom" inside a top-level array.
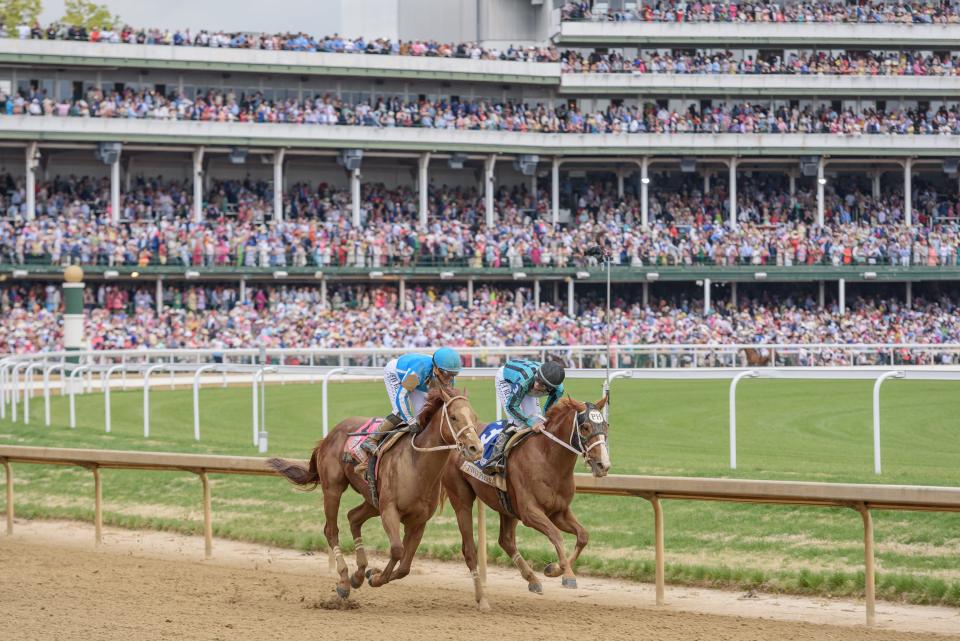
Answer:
[
  {"left": 4, "top": 176, "right": 960, "bottom": 269},
  {"left": 561, "top": 1, "right": 960, "bottom": 24},
  {"left": 5, "top": 85, "right": 960, "bottom": 136},
  {"left": 2, "top": 282, "right": 958, "bottom": 360},
  {"left": 6, "top": 22, "right": 557, "bottom": 62},
  {"left": 561, "top": 49, "right": 960, "bottom": 75}
]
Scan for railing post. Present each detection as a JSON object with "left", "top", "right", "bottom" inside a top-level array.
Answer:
[
  {"left": 728, "top": 371, "right": 758, "bottom": 470},
  {"left": 143, "top": 364, "right": 166, "bottom": 439},
  {"left": 68, "top": 365, "right": 91, "bottom": 429},
  {"left": 92, "top": 465, "right": 102, "bottom": 545},
  {"left": 872, "top": 371, "right": 904, "bottom": 476},
  {"left": 192, "top": 365, "right": 219, "bottom": 442},
  {"left": 23, "top": 362, "right": 44, "bottom": 425},
  {"left": 102, "top": 364, "right": 125, "bottom": 434},
  {"left": 322, "top": 368, "right": 346, "bottom": 438},
  {"left": 854, "top": 503, "right": 876, "bottom": 626},
  {"left": 3, "top": 459, "right": 12, "bottom": 535},
  {"left": 200, "top": 470, "right": 213, "bottom": 559}
]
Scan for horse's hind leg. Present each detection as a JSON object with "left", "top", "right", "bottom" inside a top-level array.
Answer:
[
  {"left": 548, "top": 508, "right": 589, "bottom": 586},
  {"left": 497, "top": 513, "right": 542, "bottom": 595},
  {"left": 321, "top": 479, "right": 352, "bottom": 599},
  {"left": 347, "top": 501, "right": 379, "bottom": 589}
]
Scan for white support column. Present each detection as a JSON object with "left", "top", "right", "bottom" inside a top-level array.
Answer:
[
  {"left": 398, "top": 278, "right": 407, "bottom": 312},
  {"left": 467, "top": 278, "right": 474, "bottom": 309},
  {"left": 273, "top": 149, "right": 285, "bottom": 222},
  {"left": 418, "top": 152, "right": 431, "bottom": 228},
  {"left": 818, "top": 280, "right": 825, "bottom": 308},
  {"left": 567, "top": 279, "right": 574, "bottom": 317},
  {"left": 731, "top": 281, "right": 738, "bottom": 307},
  {"left": 155, "top": 278, "right": 163, "bottom": 312},
  {"left": 642, "top": 282, "right": 649, "bottom": 307},
  {"left": 640, "top": 156, "right": 650, "bottom": 228},
  {"left": 111, "top": 154, "right": 121, "bottom": 225},
  {"left": 319, "top": 278, "right": 327, "bottom": 310},
  {"left": 872, "top": 170, "right": 882, "bottom": 199},
  {"left": 551, "top": 157, "right": 560, "bottom": 225},
  {"left": 533, "top": 279, "right": 541, "bottom": 310},
  {"left": 788, "top": 172, "right": 796, "bottom": 196},
  {"left": 351, "top": 167, "right": 361, "bottom": 227},
  {"left": 703, "top": 278, "right": 712, "bottom": 313},
  {"left": 25, "top": 142, "right": 38, "bottom": 221},
  {"left": 728, "top": 157, "right": 738, "bottom": 228},
  {"left": 816, "top": 156, "right": 826, "bottom": 226},
  {"left": 192, "top": 146, "right": 204, "bottom": 223},
  {"left": 124, "top": 156, "right": 133, "bottom": 192},
  {"left": 703, "top": 170, "right": 711, "bottom": 194},
  {"left": 905, "top": 281, "right": 912, "bottom": 309},
  {"left": 839, "top": 278, "right": 846, "bottom": 316},
  {"left": 484, "top": 155, "right": 497, "bottom": 227},
  {"left": 240, "top": 278, "right": 247, "bottom": 304},
  {"left": 904, "top": 158, "right": 913, "bottom": 227},
  {"left": 616, "top": 167, "right": 625, "bottom": 198}
]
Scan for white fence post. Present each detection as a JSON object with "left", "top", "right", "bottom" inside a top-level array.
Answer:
[
  {"left": 602, "top": 370, "right": 632, "bottom": 420},
  {"left": 143, "top": 363, "right": 166, "bottom": 439},
  {"left": 322, "top": 368, "right": 346, "bottom": 438},
  {"left": 872, "top": 370, "right": 905, "bottom": 476},
  {"left": 0, "top": 360, "right": 10, "bottom": 419},
  {"left": 192, "top": 364, "right": 220, "bottom": 442},
  {"left": 22, "top": 362, "right": 44, "bottom": 425},
  {"left": 42, "top": 363, "right": 65, "bottom": 427},
  {"left": 68, "top": 365, "right": 91, "bottom": 429},
  {"left": 102, "top": 364, "right": 126, "bottom": 434},
  {"left": 729, "top": 371, "right": 759, "bottom": 470}
]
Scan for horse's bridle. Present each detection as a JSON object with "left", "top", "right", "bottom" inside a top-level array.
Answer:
[
  {"left": 540, "top": 402, "right": 609, "bottom": 464},
  {"left": 409, "top": 395, "right": 478, "bottom": 453}
]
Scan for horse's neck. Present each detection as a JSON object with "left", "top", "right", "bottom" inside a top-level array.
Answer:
[
  {"left": 408, "top": 410, "right": 450, "bottom": 475},
  {"left": 543, "top": 407, "right": 580, "bottom": 472}
]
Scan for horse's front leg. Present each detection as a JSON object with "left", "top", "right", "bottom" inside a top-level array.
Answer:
[
  {"left": 550, "top": 508, "right": 589, "bottom": 581},
  {"left": 367, "top": 504, "right": 403, "bottom": 588},
  {"left": 520, "top": 507, "right": 577, "bottom": 589},
  {"left": 389, "top": 520, "right": 426, "bottom": 582},
  {"left": 347, "top": 501, "right": 379, "bottom": 590}
]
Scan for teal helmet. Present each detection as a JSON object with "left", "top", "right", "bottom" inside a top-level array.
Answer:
[{"left": 432, "top": 347, "right": 463, "bottom": 374}]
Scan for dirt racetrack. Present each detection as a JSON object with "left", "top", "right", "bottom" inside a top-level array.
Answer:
[{"left": 2, "top": 520, "right": 959, "bottom": 641}]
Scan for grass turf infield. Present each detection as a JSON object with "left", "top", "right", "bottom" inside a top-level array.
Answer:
[{"left": 1, "top": 377, "right": 959, "bottom": 606}]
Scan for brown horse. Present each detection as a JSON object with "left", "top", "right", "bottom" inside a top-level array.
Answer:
[
  {"left": 268, "top": 385, "right": 483, "bottom": 600},
  {"left": 743, "top": 347, "right": 772, "bottom": 367},
  {"left": 442, "top": 396, "right": 610, "bottom": 610}
]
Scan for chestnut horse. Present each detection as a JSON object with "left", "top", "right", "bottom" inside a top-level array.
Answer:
[
  {"left": 743, "top": 347, "right": 772, "bottom": 367},
  {"left": 268, "top": 386, "right": 483, "bottom": 600},
  {"left": 442, "top": 396, "right": 611, "bottom": 610}
]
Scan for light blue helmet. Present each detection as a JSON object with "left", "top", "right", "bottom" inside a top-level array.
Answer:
[{"left": 432, "top": 347, "right": 463, "bottom": 374}]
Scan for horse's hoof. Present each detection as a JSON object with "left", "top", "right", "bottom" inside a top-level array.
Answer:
[
  {"left": 350, "top": 574, "right": 364, "bottom": 590},
  {"left": 562, "top": 577, "right": 578, "bottom": 589},
  {"left": 477, "top": 598, "right": 491, "bottom": 612},
  {"left": 335, "top": 585, "right": 350, "bottom": 600},
  {"left": 365, "top": 568, "right": 376, "bottom": 579},
  {"left": 544, "top": 563, "right": 563, "bottom": 578},
  {"left": 528, "top": 583, "right": 543, "bottom": 594}
]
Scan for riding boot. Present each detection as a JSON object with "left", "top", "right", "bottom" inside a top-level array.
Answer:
[
  {"left": 481, "top": 429, "right": 512, "bottom": 475},
  {"left": 353, "top": 415, "right": 400, "bottom": 476}
]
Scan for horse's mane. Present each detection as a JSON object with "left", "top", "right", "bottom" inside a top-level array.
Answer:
[
  {"left": 545, "top": 397, "right": 586, "bottom": 423},
  {"left": 416, "top": 385, "right": 461, "bottom": 425}
]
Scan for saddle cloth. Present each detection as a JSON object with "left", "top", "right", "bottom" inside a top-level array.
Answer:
[
  {"left": 479, "top": 420, "right": 508, "bottom": 463},
  {"left": 343, "top": 417, "right": 382, "bottom": 464}
]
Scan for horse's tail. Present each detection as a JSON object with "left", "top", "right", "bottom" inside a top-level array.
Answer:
[{"left": 267, "top": 444, "right": 322, "bottom": 491}]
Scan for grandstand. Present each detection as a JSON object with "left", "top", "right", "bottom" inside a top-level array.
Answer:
[{"left": 3, "top": 0, "right": 960, "bottom": 355}]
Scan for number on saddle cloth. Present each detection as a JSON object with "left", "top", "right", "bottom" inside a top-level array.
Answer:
[{"left": 478, "top": 420, "right": 508, "bottom": 465}]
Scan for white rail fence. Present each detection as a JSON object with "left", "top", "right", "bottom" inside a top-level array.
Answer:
[{"left": 1, "top": 348, "right": 958, "bottom": 474}]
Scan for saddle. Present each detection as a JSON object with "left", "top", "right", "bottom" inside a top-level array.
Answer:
[
  {"left": 342, "top": 419, "right": 412, "bottom": 509},
  {"left": 460, "top": 422, "right": 533, "bottom": 516}
]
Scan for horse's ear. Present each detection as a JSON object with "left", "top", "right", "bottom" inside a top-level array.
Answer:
[
  {"left": 595, "top": 394, "right": 608, "bottom": 411},
  {"left": 571, "top": 398, "right": 587, "bottom": 412}
]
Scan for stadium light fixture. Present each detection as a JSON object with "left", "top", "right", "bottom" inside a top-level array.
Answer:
[
  {"left": 12, "top": 269, "right": 28, "bottom": 278},
  {"left": 641, "top": 177, "right": 651, "bottom": 185},
  {"left": 185, "top": 270, "right": 200, "bottom": 279},
  {"left": 754, "top": 272, "right": 768, "bottom": 280},
  {"left": 513, "top": 272, "right": 527, "bottom": 280},
  {"left": 862, "top": 272, "right": 877, "bottom": 280},
  {"left": 228, "top": 147, "right": 248, "bottom": 165},
  {"left": 273, "top": 271, "right": 288, "bottom": 279},
  {"left": 576, "top": 271, "right": 590, "bottom": 279},
  {"left": 447, "top": 153, "right": 468, "bottom": 170},
  {"left": 104, "top": 270, "right": 119, "bottom": 279},
  {"left": 818, "top": 178, "right": 827, "bottom": 185},
  {"left": 130, "top": 271, "right": 140, "bottom": 278},
  {"left": 370, "top": 271, "right": 385, "bottom": 278},
  {"left": 313, "top": 271, "right": 324, "bottom": 279},
  {"left": 440, "top": 271, "right": 455, "bottom": 279},
  {"left": 645, "top": 272, "right": 659, "bottom": 282}
]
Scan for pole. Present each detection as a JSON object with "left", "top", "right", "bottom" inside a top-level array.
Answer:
[
  {"left": 273, "top": 149, "right": 285, "bottom": 222},
  {"left": 728, "top": 157, "right": 738, "bottom": 228},
  {"left": 3, "top": 460, "right": 12, "bottom": 535},
  {"left": 484, "top": 155, "right": 497, "bottom": 228},
  {"left": 817, "top": 157, "right": 826, "bottom": 226},
  {"left": 872, "top": 371, "right": 904, "bottom": 475},
  {"left": 192, "top": 146, "right": 204, "bottom": 222},
  {"left": 640, "top": 157, "right": 649, "bottom": 228},
  {"left": 418, "top": 152, "right": 431, "bottom": 227},
  {"left": 351, "top": 168, "right": 361, "bottom": 227},
  {"left": 111, "top": 156, "right": 121, "bottom": 225},
  {"left": 729, "top": 371, "right": 758, "bottom": 469},
  {"left": 904, "top": 158, "right": 913, "bottom": 227},
  {"left": 551, "top": 157, "right": 560, "bottom": 225},
  {"left": 605, "top": 254, "right": 612, "bottom": 377}
]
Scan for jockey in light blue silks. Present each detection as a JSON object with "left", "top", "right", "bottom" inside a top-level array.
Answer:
[
  {"left": 355, "top": 347, "right": 463, "bottom": 473},
  {"left": 480, "top": 359, "right": 566, "bottom": 474}
]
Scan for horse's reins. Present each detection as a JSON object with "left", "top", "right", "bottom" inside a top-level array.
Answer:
[
  {"left": 539, "top": 408, "right": 607, "bottom": 461},
  {"left": 409, "top": 394, "right": 476, "bottom": 453}
]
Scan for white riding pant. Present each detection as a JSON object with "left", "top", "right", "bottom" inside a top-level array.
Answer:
[
  {"left": 495, "top": 367, "right": 543, "bottom": 428},
  {"left": 384, "top": 358, "right": 426, "bottom": 424}
]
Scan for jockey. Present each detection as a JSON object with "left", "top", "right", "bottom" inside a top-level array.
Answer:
[
  {"left": 355, "top": 347, "right": 463, "bottom": 472},
  {"left": 481, "top": 359, "right": 565, "bottom": 474}
]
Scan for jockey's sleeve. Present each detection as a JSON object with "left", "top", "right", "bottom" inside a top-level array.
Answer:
[
  {"left": 506, "top": 382, "right": 537, "bottom": 428},
  {"left": 543, "top": 383, "right": 564, "bottom": 414},
  {"left": 395, "top": 374, "right": 418, "bottom": 424}
]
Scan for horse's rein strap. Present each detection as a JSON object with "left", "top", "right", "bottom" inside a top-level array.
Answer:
[{"left": 409, "top": 395, "right": 475, "bottom": 453}]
